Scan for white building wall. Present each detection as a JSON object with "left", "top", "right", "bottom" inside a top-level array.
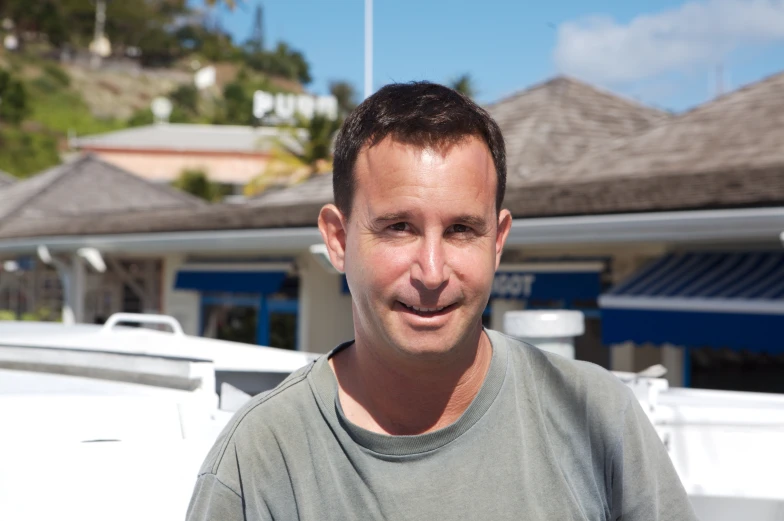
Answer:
[
  {"left": 161, "top": 254, "right": 200, "bottom": 336},
  {"left": 297, "top": 253, "right": 353, "bottom": 354}
]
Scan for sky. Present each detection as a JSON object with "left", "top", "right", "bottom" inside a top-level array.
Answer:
[{"left": 205, "top": 0, "right": 784, "bottom": 112}]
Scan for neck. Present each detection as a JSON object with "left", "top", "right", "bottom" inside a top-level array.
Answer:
[{"left": 330, "top": 325, "right": 493, "bottom": 435}]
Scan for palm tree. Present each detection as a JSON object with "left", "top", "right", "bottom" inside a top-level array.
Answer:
[
  {"left": 449, "top": 73, "right": 477, "bottom": 99},
  {"left": 329, "top": 81, "right": 358, "bottom": 117},
  {"left": 244, "top": 114, "right": 341, "bottom": 197},
  {"left": 203, "top": 0, "right": 239, "bottom": 10}
]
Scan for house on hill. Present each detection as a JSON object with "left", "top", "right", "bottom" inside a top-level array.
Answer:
[{"left": 71, "top": 124, "right": 305, "bottom": 195}]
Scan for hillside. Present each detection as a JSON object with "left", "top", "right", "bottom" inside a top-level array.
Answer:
[{"left": 0, "top": 49, "right": 308, "bottom": 177}]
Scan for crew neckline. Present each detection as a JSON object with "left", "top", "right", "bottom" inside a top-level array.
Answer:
[{"left": 309, "top": 329, "right": 509, "bottom": 456}]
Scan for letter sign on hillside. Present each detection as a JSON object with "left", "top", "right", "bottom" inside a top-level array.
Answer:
[{"left": 253, "top": 91, "right": 338, "bottom": 121}]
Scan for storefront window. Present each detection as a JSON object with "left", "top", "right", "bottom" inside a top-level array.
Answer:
[{"left": 201, "top": 290, "right": 299, "bottom": 350}]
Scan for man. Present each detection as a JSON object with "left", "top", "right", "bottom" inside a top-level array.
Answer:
[{"left": 187, "top": 82, "right": 697, "bottom": 520}]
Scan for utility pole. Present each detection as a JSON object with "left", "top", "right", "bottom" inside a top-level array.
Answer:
[
  {"left": 89, "top": 0, "right": 111, "bottom": 68},
  {"left": 250, "top": 2, "right": 265, "bottom": 52},
  {"left": 364, "top": 0, "right": 373, "bottom": 99}
]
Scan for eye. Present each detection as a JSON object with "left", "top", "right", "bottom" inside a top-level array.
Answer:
[
  {"left": 448, "top": 224, "right": 472, "bottom": 234},
  {"left": 388, "top": 222, "right": 409, "bottom": 232}
]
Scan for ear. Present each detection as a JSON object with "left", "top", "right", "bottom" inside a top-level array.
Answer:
[
  {"left": 318, "top": 204, "right": 348, "bottom": 273},
  {"left": 495, "top": 209, "right": 512, "bottom": 270}
]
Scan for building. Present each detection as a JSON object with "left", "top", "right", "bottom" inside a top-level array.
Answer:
[
  {"left": 0, "top": 154, "right": 204, "bottom": 323},
  {"left": 1, "top": 74, "right": 784, "bottom": 393},
  {"left": 72, "top": 123, "right": 305, "bottom": 193}
]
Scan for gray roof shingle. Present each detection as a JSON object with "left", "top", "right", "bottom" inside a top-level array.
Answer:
[
  {"left": 0, "top": 154, "right": 205, "bottom": 232},
  {"left": 503, "top": 71, "right": 784, "bottom": 217},
  {"left": 248, "top": 172, "right": 334, "bottom": 207},
  {"left": 487, "top": 76, "right": 670, "bottom": 184},
  {"left": 0, "top": 170, "right": 17, "bottom": 187}
]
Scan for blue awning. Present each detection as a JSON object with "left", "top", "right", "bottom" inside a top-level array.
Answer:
[
  {"left": 600, "top": 252, "right": 784, "bottom": 353},
  {"left": 175, "top": 264, "right": 288, "bottom": 294}
]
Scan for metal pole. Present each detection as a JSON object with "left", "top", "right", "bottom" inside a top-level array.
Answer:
[
  {"left": 91, "top": 0, "right": 107, "bottom": 68},
  {"left": 364, "top": 0, "right": 373, "bottom": 99},
  {"left": 94, "top": 0, "right": 106, "bottom": 44}
]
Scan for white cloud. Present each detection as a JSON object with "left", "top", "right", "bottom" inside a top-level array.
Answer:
[{"left": 554, "top": 0, "right": 784, "bottom": 84}]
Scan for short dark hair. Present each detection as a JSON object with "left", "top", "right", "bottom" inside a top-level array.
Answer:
[{"left": 332, "top": 81, "right": 506, "bottom": 219}]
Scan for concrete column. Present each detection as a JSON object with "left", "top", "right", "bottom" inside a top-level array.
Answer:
[
  {"left": 490, "top": 298, "right": 524, "bottom": 332},
  {"left": 661, "top": 344, "right": 685, "bottom": 387},
  {"left": 60, "top": 253, "right": 86, "bottom": 324},
  {"left": 143, "top": 259, "right": 160, "bottom": 313},
  {"left": 297, "top": 253, "right": 354, "bottom": 354},
  {"left": 611, "top": 342, "right": 636, "bottom": 372},
  {"left": 161, "top": 254, "right": 200, "bottom": 336}
]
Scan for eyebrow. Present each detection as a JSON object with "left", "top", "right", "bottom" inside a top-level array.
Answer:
[
  {"left": 454, "top": 215, "right": 489, "bottom": 229},
  {"left": 373, "top": 212, "right": 413, "bottom": 224}
]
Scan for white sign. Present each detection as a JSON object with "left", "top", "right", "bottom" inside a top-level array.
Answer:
[
  {"left": 151, "top": 97, "right": 173, "bottom": 124},
  {"left": 253, "top": 91, "right": 338, "bottom": 121},
  {"left": 194, "top": 66, "right": 216, "bottom": 90},
  {"left": 493, "top": 273, "right": 536, "bottom": 298},
  {"left": 3, "top": 34, "right": 18, "bottom": 51}
]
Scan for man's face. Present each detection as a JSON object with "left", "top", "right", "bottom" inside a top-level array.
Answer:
[{"left": 334, "top": 135, "right": 511, "bottom": 359}]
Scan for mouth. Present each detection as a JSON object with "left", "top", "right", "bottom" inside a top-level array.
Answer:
[{"left": 397, "top": 301, "right": 456, "bottom": 318}]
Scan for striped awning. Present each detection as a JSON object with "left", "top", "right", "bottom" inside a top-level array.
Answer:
[{"left": 599, "top": 252, "right": 784, "bottom": 352}]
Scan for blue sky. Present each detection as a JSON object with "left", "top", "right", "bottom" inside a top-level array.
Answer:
[{"left": 205, "top": 0, "right": 784, "bottom": 112}]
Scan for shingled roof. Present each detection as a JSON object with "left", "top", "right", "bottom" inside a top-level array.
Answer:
[
  {"left": 0, "top": 154, "right": 205, "bottom": 234},
  {"left": 248, "top": 172, "right": 333, "bottom": 207},
  {"left": 487, "top": 76, "right": 670, "bottom": 184},
  {"left": 3, "top": 72, "right": 784, "bottom": 239},
  {"left": 503, "top": 71, "right": 784, "bottom": 217},
  {"left": 0, "top": 170, "right": 17, "bottom": 187}
]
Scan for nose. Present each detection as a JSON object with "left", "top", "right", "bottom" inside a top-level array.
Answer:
[{"left": 410, "top": 234, "right": 449, "bottom": 290}]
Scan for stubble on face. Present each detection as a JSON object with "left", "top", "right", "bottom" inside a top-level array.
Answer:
[{"left": 343, "top": 135, "right": 509, "bottom": 369}]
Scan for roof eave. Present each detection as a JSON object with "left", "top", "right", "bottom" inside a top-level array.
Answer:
[{"left": 0, "top": 207, "right": 781, "bottom": 256}]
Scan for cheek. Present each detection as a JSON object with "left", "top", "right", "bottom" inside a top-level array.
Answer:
[
  {"left": 351, "top": 242, "right": 413, "bottom": 290},
  {"left": 448, "top": 243, "right": 497, "bottom": 276}
]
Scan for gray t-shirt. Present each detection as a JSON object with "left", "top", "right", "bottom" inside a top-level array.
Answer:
[{"left": 187, "top": 330, "right": 697, "bottom": 520}]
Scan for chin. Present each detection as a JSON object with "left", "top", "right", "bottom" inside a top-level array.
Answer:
[{"left": 387, "top": 326, "right": 470, "bottom": 359}]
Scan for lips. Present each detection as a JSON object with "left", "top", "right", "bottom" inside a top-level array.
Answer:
[{"left": 398, "top": 301, "right": 456, "bottom": 316}]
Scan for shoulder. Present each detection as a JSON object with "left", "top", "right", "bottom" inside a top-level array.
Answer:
[
  {"left": 197, "top": 360, "right": 319, "bottom": 478},
  {"left": 490, "top": 329, "right": 635, "bottom": 422}
]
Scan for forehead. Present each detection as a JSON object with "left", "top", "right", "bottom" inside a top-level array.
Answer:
[{"left": 353, "top": 136, "right": 497, "bottom": 216}]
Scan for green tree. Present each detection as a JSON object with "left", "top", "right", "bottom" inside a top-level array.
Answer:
[
  {"left": 329, "top": 81, "right": 358, "bottom": 117},
  {"left": 219, "top": 81, "right": 253, "bottom": 125},
  {"left": 1, "top": 0, "right": 68, "bottom": 47},
  {"left": 245, "top": 114, "right": 340, "bottom": 196},
  {"left": 204, "top": 0, "right": 240, "bottom": 9},
  {"left": 170, "top": 84, "right": 199, "bottom": 116},
  {"left": 171, "top": 169, "right": 221, "bottom": 202},
  {"left": 0, "top": 70, "right": 30, "bottom": 125},
  {"left": 0, "top": 127, "right": 60, "bottom": 177},
  {"left": 449, "top": 73, "right": 477, "bottom": 99},
  {"left": 246, "top": 42, "right": 312, "bottom": 84}
]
